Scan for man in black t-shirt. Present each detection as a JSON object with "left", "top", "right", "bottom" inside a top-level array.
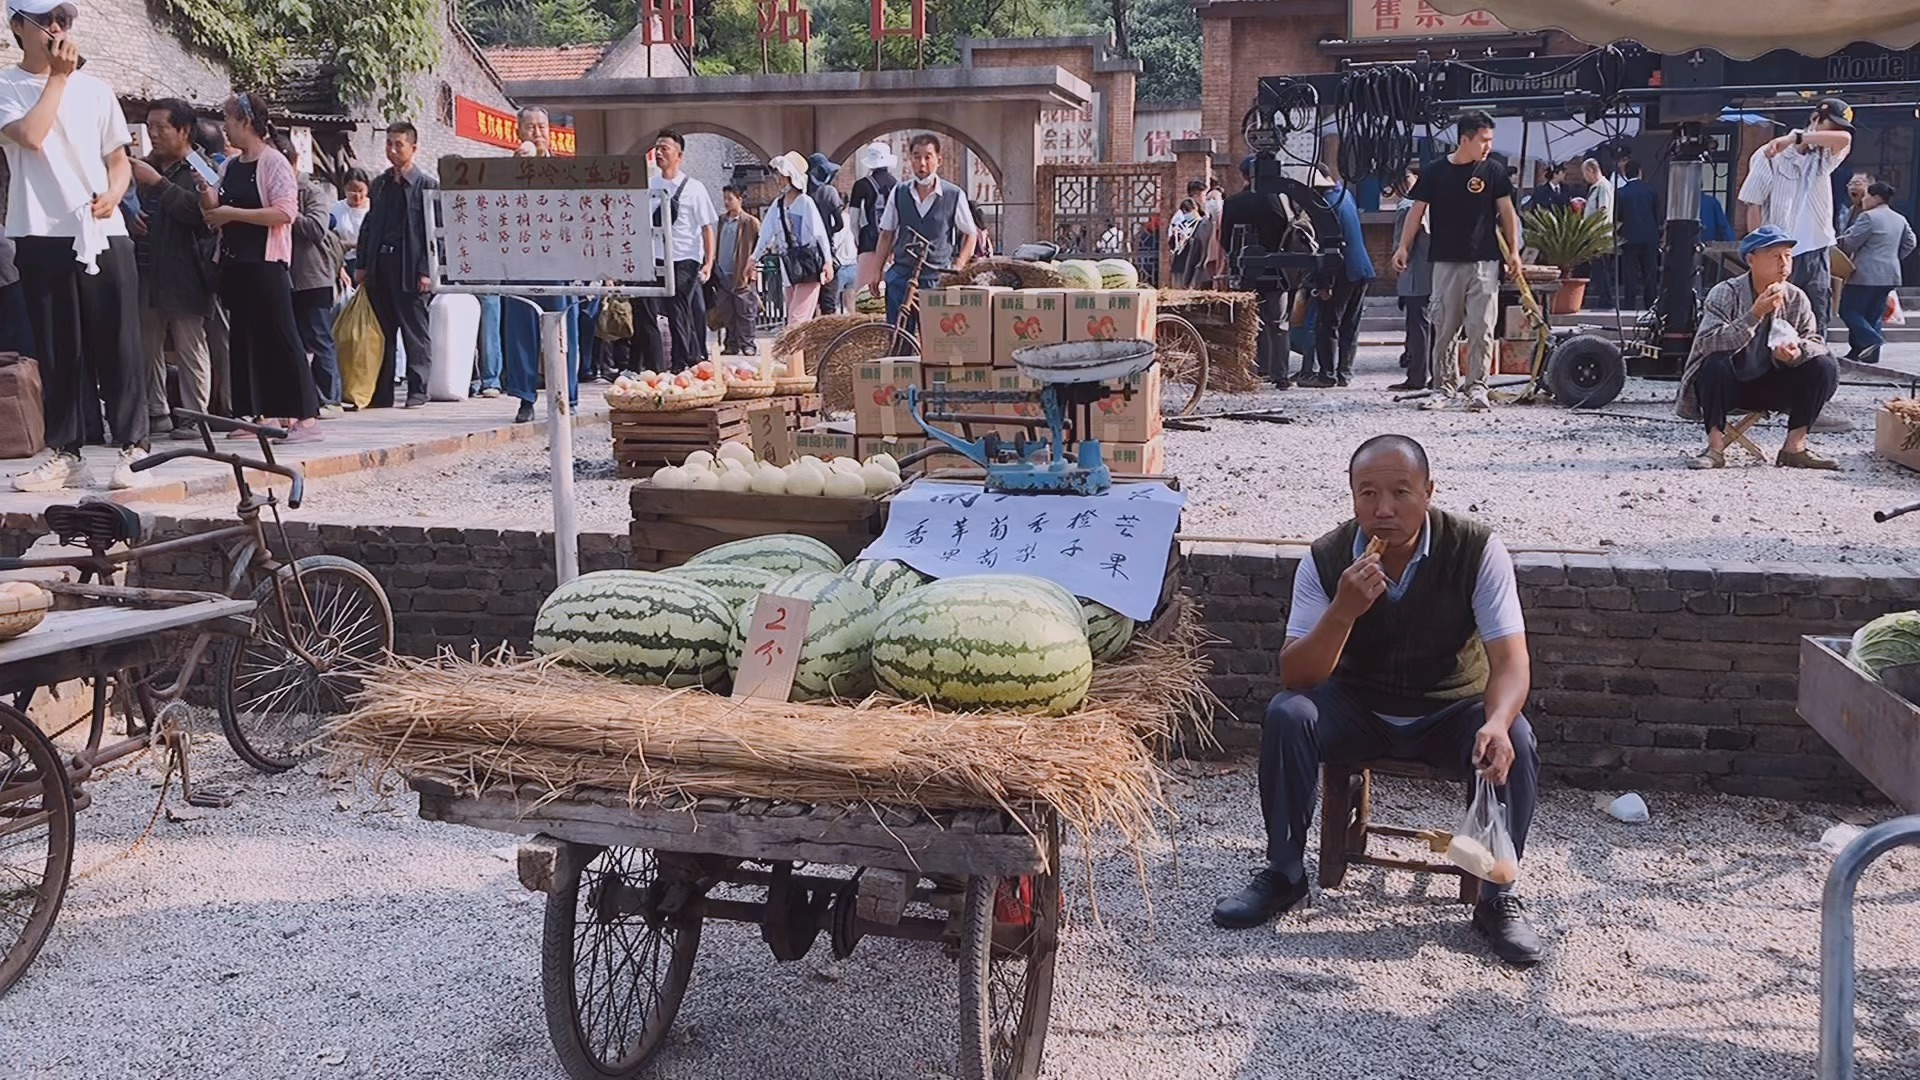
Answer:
[
  {"left": 1218, "top": 157, "right": 1296, "bottom": 390},
  {"left": 1393, "top": 111, "right": 1523, "bottom": 413}
]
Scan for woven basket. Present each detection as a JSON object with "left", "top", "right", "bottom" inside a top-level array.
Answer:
[
  {"left": 724, "top": 380, "right": 778, "bottom": 400},
  {"left": 606, "top": 385, "right": 726, "bottom": 412},
  {"left": 773, "top": 375, "right": 817, "bottom": 396},
  {"left": 0, "top": 586, "right": 50, "bottom": 641}
]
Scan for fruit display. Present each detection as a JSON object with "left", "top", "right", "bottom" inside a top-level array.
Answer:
[
  {"left": 870, "top": 576, "right": 1095, "bottom": 716},
  {"left": 725, "top": 569, "right": 882, "bottom": 701},
  {"left": 684, "top": 533, "right": 847, "bottom": 576},
  {"left": 842, "top": 559, "right": 928, "bottom": 608},
  {"left": 1081, "top": 598, "right": 1137, "bottom": 662},
  {"left": 609, "top": 360, "right": 727, "bottom": 406},
  {"left": 650, "top": 443, "right": 901, "bottom": 498},
  {"left": 532, "top": 570, "right": 735, "bottom": 688},
  {"left": 1095, "top": 258, "right": 1141, "bottom": 290},
  {"left": 1056, "top": 260, "right": 1104, "bottom": 292},
  {"left": 657, "top": 563, "right": 784, "bottom": 612}
]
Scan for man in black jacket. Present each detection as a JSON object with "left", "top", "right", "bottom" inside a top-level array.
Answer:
[
  {"left": 1528, "top": 162, "right": 1572, "bottom": 212},
  {"left": 354, "top": 121, "right": 436, "bottom": 408},
  {"left": 130, "top": 97, "right": 212, "bottom": 439},
  {"left": 1613, "top": 159, "right": 1663, "bottom": 311},
  {"left": 807, "top": 152, "right": 847, "bottom": 316}
]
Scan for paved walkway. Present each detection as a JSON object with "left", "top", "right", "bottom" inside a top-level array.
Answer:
[{"left": 0, "top": 388, "right": 613, "bottom": 519}]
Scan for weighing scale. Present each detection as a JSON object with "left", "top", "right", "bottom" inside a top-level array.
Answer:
[{"left": 904, "top": 339, "right": 1156, "bottom": 496}]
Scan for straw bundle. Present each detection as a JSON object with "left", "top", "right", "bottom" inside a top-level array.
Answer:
[
  {"left": 769, "top": 313, "right": 890, "bottom": 413},
  {"left": 329, "top": 597, "right": 1215, "bottom": 848},
  {"left": 1159, "top": 289, "right": 1262, "bottom": 393},
  {"left": 940, "top": 259, "right": 1070, "bottom": 291}
]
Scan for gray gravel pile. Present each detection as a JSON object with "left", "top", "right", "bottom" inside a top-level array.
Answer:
[
  {"left": 158, "top": 347, "right": 1920, "bottom": 566},
  {"left": 3, "top": 739, "right": 1915, "bottom": 1079}
]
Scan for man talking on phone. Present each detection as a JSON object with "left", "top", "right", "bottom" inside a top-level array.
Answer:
[
  {"left": 0, "top": 0, "right": 148, "bottom": 493},
  {"left": 1211, "top": 435, "right": 1545, "bottom": 966}
]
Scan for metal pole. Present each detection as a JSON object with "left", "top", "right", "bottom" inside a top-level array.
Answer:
[
  {"left": 540, "top": 309, "right": 580, "bottom": 586},
  {"left": 1819, "top": 815, "right": 1920, "bottom": 1080}
]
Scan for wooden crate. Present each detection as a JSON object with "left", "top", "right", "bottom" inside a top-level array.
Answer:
[
  {"left": 612, "top": 395, "right": 821, "bottom": 477},
  {"left": 629, "top": 482, "right": 887, "bottom": 569}
]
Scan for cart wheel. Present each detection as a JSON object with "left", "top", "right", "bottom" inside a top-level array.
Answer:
[
  {"left": 0, "top": 702, "right": 74, "bottom": 999},
  {"left": 214, "top": 555, "right": 394, "bottom": 773},
  {"left": 1154, "top": 313, "right": 1209, "bottom": 416},
  {"left": 543, "top": 846, "right": 702, "bottom": 1080},
  {"left": 819, "top": 322, "right": 921, "bottom": 412},
  {"left": 1545, "top": 332, "right": 1626, "bottom": 409},
  {"left": 956, "top": 834, "right": 1061, "bottom": 1080}
]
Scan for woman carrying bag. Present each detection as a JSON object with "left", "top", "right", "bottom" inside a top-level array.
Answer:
[
  {"left": 200, "top": 92, "right": 321, "bottom": 441},
  {"left": 1836, "top": 181, "right": 1917, "bottom": 364},
  {"left": 752, "top": 151, "right": 833, "bottom": 327}
]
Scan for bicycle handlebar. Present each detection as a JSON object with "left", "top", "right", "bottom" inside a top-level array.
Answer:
[
  {"left": 129, "top": 445, "right": 306, "bottom": 509},
  {"left": 174, "top": 409, "right": 290, "bottom": 441}
]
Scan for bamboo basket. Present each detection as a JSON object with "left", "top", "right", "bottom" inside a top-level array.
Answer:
[
  {"left": 773, "top": 375, "right": 817, "bottom": 396},
  {"left": 723, "top": 380, "right": 778, "bottom": 400},
  {"left": 606, "top": 385, "right": 726, "bottom": 412}
]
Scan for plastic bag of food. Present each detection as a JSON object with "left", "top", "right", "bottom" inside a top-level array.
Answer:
[
  {"left": 333, "top": 287, "right": 384, "bottom": 409},
  {"left": 1446, "top": 775, "right": 1519, "bottom": 885}
]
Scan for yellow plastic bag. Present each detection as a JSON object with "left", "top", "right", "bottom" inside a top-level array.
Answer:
[{"left": 333, "top": 288, "right": 384, "bottom": 409}]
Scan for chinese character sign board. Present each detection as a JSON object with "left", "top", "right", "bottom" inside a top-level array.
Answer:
[
  {"left": 759, "top": 0, "right": 811, "bottom": 43},
  {"left": 1350, "top": 0, "right": 1508, "bottom": 39},
  {"left": 869, "top": 0, "right": 926, "bottom": 39},
  {"left": 435, "top": 156, "right": 656, "bottom": 288},
  {"left": 642, "top": 0, "right": 697, "bottom": 47},
  {"left": 859, "top": 481, "right": 1185, "bottom": 621},
  {"left": 454, "top": 96, "right": 577, "bottom": 156}
]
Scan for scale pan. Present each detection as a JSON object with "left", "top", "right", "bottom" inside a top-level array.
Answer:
[{"left": 1012, "top": 339, "right": 1156, "bottom": 384}]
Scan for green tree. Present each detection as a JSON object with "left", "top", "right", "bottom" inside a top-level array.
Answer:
[
  {"left": 1089, "top": 0, "right": 1198, "bottom": 102},
  {"left": 155, "top": 0, "right": 441, "bottom": 115}
]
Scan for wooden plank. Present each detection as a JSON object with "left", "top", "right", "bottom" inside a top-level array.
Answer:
[
  {"left": 0, "top": 598, "right": 255, "bottom": 669},
  {"left": 1799, "top": 636, "right": 1920, "bottom": 812},
  {"left": 631, "top": 485, "right": 886, "bottom": 524},
  {"left": 416, "top": 789, "right": 1049, "bottom": 876}
]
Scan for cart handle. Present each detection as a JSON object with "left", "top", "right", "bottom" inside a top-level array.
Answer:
[{"left": 129, "top": 446, "right": 305, "bottom": 509}]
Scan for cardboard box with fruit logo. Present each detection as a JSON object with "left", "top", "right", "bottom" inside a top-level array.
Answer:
[
  {"left": 991, "top": 290, "right": 1065, "bottom": 367},
  {"left": 793, "top": 427, "right": 858, "bottom": 460},
  {"left": 852, "top": 357, "right": 922, "bottom": 437},
  {"left": 919, "top": 287, "right": 1001, "bottom": 367},
  {"left": 1064, "top": 288, "right": 1158, "bottom": 343},
  {"left": 857, "top": 435, "right": 931, "bottom": 474},
  {"left": 1086, "top": 363, "right": 1162, "bottom": 444},
  {"left": 1097, "top": 436, "right": 1165, "bottom": 475}
]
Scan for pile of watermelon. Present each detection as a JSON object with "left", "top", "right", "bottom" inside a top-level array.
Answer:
[{"left": 531, "top": 533, "right": 1142, "bottom": 715}]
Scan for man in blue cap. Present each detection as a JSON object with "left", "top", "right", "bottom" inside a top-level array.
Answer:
[{"left": 1676, "top": 224, "right": 1839, "bottom": 470}]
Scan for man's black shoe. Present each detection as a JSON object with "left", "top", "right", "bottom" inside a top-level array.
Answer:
[
  {"left": 1212, "top": 866, "right": 1309, "bottom": 929},
  {"left": 1335, "top": 373, "right": 1351, "bottom": 387},
  {"left": 404, "top": 392, "right": 429, "bottom": 409},
  {"left": 1298, "top": 374, "right": 1336, "bottom": 389},
  {"left": 514, "top": 401, "right": 535, "bottom": 424},
  {"left": 1388, "top": 380, "right": 1426, "bottom": 391},
  {"left": 1271, "top": 378, "right": 1292, "bottom": 390},
  {"left": 1471, "top": 893, "right": 1544, "bottom": 965},
  {"left": 1858, "top": 345, "right": 1882, "bottom": 364}
]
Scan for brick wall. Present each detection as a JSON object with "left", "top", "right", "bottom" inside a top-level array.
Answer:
[
  {"left": 1200, "top": 12, "right": 1343, "bottom": 166},
  {"left": 1185, "top": 542, "right": 1899, "bottom": 804},
  {"left": 351, "top": 8, "right": 518, "bottom": 177}
]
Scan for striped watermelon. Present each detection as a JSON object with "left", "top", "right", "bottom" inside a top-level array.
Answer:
[
  {"left": 1081, "top": 599, "right": 1136, "bottom": 662},
  {"left": 727, "top": 570, "right": 881, "bottom": 701},
  {"left": 872, "top": 578, "right": 1093, "bottom": 716},
  {"left": 659, "top": 563, "right": 783, "bottom": 611},
  {"left": 533, "top": 571, "right": 734, "bottom": 688},
  {"left": 685, "top": 534, "right": 845, "bottom": 576},
  {"left": 843, "top": 559, "right": 928, "bottom": 607},
  {"left": 964, "top": 574, "right": 1087, "bottom": 632}
]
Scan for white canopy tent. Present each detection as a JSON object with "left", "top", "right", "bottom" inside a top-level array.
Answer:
[{"left": 1422, "top": 0, "right": 1920, "bottom": 60}]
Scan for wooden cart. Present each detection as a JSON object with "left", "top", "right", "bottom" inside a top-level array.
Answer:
[{"left": 412, "top": 778, "right": 1061, "bottom": 1080}]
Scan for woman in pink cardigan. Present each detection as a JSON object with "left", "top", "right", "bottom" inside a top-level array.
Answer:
[{"left": 200, "top": 91, "right": 322, "bottom": 441}]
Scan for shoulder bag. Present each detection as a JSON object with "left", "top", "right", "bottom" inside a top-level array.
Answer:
[{"left": 778, "top": 199, "right": 826, "bottom": 284}]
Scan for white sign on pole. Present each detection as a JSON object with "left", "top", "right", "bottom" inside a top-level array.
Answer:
[{"left": 858, "top": 481, "right": 1185, "bottom": 621}]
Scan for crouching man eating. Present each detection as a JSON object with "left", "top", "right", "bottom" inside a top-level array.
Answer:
[{"left": 1212, "top": 435, "right": 1544, "bottom": 965}]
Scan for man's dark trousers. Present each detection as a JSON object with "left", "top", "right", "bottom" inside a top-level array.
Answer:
[
  {"left": 367, "top": 253, "right": 430, "bottom": 407},
  {"left": 1255, "top": 288, "right": 1289, "bottom": 386},
  {"left": 1619, "top": 242, "right": 1659, "bottom": 310},
  {"left": 639, "top": 259, "right": 702, "bottom": 371},
  {"left": 1259, "top": 680, "right": 1538, "bottom": 902}
]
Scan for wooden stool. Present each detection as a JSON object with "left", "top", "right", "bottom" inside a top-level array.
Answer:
[
  {"left": 1725, "top": 410, "right": 1769, "bottom": 463},
  {"left": 1318, "top": 759, "right": 1478, "bottom": 904}
]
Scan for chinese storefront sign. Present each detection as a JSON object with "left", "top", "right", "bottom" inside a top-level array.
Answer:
[
  {"left": 641, "top": 0, "right": 697, "bottom": 48},
  {"left": 869, "top": 0, "right": 926, "bottom": 40},
  {"left": 435, "top": 156, "right": 654, "bottom": 286},
  {"left": 1041, "top": 103, "right": 1099, "bottom": 165},
  {"left": 860, "top": 481, "right": 1185, "bottom": 621},
  {"left": 733, "top": 594, "right": 812, "bottom": 701},
  {"left": 759, "top": 0, "right": 811, "bottom": 43},
  {"left": 455, "top": 96, "right": 577, "bottom": 156},
  {"left": 1135, "top": 107, "right": 1201, "bottom": 162},
  {"left": 1349, "top": 0, "right": 1509, "bottom": 39}
]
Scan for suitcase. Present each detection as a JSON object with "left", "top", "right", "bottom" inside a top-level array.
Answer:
[{"left": 0, "top": 352, "right": 44, "bottom": 459}]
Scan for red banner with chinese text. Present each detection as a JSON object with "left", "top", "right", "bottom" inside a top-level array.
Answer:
[
  {"left": 1349, "top": 0, "right": 1508, "bottom": 40},
  {"left": 454, "top": 97, "right": 577, "bottom": 156}
]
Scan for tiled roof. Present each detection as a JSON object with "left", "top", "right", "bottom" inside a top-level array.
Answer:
[{"left": 482, "top": 44, "right": 610, "bottom": 82}]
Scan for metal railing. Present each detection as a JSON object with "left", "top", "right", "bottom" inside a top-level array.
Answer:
[{"left": 1819, "top": 814, "right": 1920, "bottom": 1079}]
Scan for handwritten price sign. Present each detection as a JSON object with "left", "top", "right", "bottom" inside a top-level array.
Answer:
[{"left": 732, "top": 594, "right": 813, "bottom": 702}]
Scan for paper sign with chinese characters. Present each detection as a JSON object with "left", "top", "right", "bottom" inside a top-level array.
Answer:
[
  {"left": 1349, "top": 0, "right": 1508, "bottom": 39},
  {"left": 859, "top": 481, "right": 1184, "bottom": 621},
  {"left": 439, "top": 187, "right": 655, "bottom": 286},
  {"left": 732, "top": 594, "right": 813, "bottom": 702}
]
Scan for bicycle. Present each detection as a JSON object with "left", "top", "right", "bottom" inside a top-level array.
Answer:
[{"left": 1, "top": 409, "right": 394, "bottom": 774}]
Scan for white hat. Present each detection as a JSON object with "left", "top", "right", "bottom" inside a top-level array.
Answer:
[
  {"left": 771, "top": 151, "right": 808, "bottom": 193},
  {"left": 9, "top": 0, "right": 77, "bottom": 19},
  {"left": 858, "top": 141, "right": 898, "bottom": 173}
]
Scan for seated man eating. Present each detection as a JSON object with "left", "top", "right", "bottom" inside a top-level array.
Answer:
[
  {"left": 1212, "top": 435, "right": 1544, "bottom": 965},
  {"left": 1679, "top": 224, "right": 1841, "bottom": 470}
]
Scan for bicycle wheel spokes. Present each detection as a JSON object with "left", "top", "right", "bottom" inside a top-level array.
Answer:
[{"left": 0, "top": 706, "right": 73, "bottom": 998}]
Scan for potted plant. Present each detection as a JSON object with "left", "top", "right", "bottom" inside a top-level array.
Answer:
[{"left": 1523, "top": 207, "right": 1615, "bottom": 315}]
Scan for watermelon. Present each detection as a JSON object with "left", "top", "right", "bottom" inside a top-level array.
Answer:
[
  {"left": 659, "top": 563, "right": 783, "bottom": 612},
  {"left": 533, "top": 571, "right": 734, "bottom": 688},
  {"left": 843, "top": 559, "right": 928, "bottom": 607},
  {"left": 727, "top": 570, "right": 881, "bottom": 701},
  {"left": 1096, "top": 258, "right": 1140, "bottom": 290},
  {"left": 872, "top": 578, "right": 1094, "bottom": 716},
  {"left": 1058, "top": 260, "right": 1104, "bottom": 291},
  {"left": 685, "top": 533, "right": 845, "bottom": 576},
  {"left": 963, "top": 574, "right": 1086, "bottom": 632},
  {"left": 1081, "top": 599, "right": 1136, "bottom": 662}
]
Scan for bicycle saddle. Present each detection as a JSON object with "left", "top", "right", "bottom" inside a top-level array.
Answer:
[{"left": 44, "top": 498, "right": 146, "bottom": 553}]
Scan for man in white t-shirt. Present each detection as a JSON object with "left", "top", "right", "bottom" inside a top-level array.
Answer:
[
  {"left": 1738, "top": 98, "right": 1853, "bottom": 336},
  {"left": 0, "top": 0, "right": 147, "bottom": 493},
  {"left": 640, "top": 129, "right": 717, "bottom": 372},
  {"left": 1211, "top": 435, "right": 1544, "bottom": 966}
]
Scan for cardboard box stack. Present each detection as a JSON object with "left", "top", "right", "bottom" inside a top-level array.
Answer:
[
  {"left": 992, "top": 290, "right": 1066, "bottom": 368},
  {"left": 919, "top": 286, "right": 1004, "bottom": 367}
]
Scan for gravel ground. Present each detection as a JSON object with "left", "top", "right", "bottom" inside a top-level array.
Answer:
[
  {"left": 4, "top": 733, "right": 1917, "bottom": 1080},
  {"left": 170, "top": 346, "right": 1920, "bottom": 567}
]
